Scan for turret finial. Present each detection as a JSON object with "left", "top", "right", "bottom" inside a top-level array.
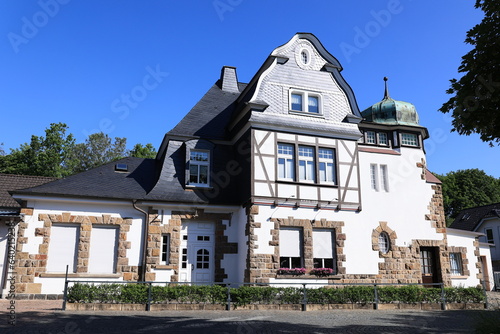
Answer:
[{"left": 383, "top": 77, "right": 390, "bottom": 100}]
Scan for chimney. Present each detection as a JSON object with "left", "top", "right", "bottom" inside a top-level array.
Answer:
[{"left": 220, "top": 66, "right": 239, "bottom": 93}]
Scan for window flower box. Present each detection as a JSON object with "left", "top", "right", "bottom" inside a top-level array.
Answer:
[
  {"left": 309, "top": 268, "right": 334, "bottom": 277},
  {"left": 277, "top": 268, "right": 306, "bottom": 276}
]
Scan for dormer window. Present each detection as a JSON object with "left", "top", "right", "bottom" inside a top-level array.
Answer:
[
  {"left": 360, "top": 130, "right": 390, "bottom": 147},
  {"left": 401, "top": 133, "right": 418, "bottom": 147},
  {"left": 378, "top": 133, "right": 388, "bottom": 146},
  {"left": 290, "top": 90, "right": 322, "bottom": 115},
  {"left": 189, "top": 150, "right": 209, "bottom": 186}
]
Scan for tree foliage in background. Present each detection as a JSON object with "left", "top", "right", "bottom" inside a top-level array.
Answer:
[
  {"left": 129, "top": 143, "right": 157, "bottom": 159},
  {"left": 435, "top": 169, "right": 500, "bottom": 225},
  {"left": 0, "top": 123, "right": 157, "bottom": 177},
  {"left": 439, "top": 0, "right": 500, "bottom": 145},
  {"left": 70, "top": 132, "right": 128, "bottom": 174},
  {"left": 0, "top": 123, "right": 76, "bottom": 178}
]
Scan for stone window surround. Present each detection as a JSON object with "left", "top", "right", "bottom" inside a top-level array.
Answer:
[
  {"left": 372, "top": 222, "right": 397, "bottom": 258},
  {"left": 14, "top": 210, "right": 136, "bottom": 294},
  {"left": 447, "top": 246, "right": 469, "bottom": 278},
  {"left": 38, "top": 213, "right": 132, "bottom": 276},
  {"left": 270, "top": 217, "right": 345, "bottom": 276}
]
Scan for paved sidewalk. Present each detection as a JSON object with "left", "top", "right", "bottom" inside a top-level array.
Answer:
[{"left": 1, "top": 299, "right": 499, "bottom": 333}]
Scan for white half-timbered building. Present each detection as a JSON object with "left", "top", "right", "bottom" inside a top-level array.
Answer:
[{"left": 4, "top": 33, "right": 492, "bottom": 296}]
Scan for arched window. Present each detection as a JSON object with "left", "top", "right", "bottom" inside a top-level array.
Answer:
[
  {"left": 196, "top": 249, "right": 210, "bottom": 269},
  {"left": 378, "top": 232, "right": 390, "bottom": 254}
]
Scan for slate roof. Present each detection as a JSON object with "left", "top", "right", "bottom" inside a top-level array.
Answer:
[
  {"left": 12, "top": 157, "right": 157, "bottom": 201},
  {"left": 0, "top": 174, "right": 57, "bottom": 208},
  {"left": 449, "top": 202, "right": 500, "bottom": 231},
  {"left": 167, "top": 81, "right": 247, "bottom": 140}
]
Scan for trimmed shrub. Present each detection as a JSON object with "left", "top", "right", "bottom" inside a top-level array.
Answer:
[{"left": 66, "top": 283, "right": 486, "bottom": 306}]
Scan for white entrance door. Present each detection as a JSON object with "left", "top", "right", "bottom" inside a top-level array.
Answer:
[{"left": 179, "top": 221, "right": 215, "bottom": 284}]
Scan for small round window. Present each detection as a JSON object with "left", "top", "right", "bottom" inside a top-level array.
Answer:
[
  {"left": 378, "top": 232, "right": 390, "bottom": 254},
  {"left": 300, "top": 49, "right": 310, "bottom": 65}
]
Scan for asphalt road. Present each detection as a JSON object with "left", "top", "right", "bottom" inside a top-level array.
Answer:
[{"left": 1, "top": 300, "right": 498, "bottom": 333}]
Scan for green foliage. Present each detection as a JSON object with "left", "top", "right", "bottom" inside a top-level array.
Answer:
[
  {"left": 435, "top": 169, "right": 500, "bottom": 224},
  {"left": 0, "top": 123, "right": 76, "bottom": 177},
  {"left": 120, "top": 284, "right": 149, "bottom": 303},
  {"left": 66, "top": 283, "right": 486, "bottom": 306},
  {"left": 439, "top": 0, "right": 500, "bottom": 145},
  {"left": 0, "top": 124, "right": 157, "bottom": 177},
  {"left": 129, "top": 143, "right": 157, "bottom": 159},
  {"left": 70, "top": 132, "right": 128, "bottom": 174}
]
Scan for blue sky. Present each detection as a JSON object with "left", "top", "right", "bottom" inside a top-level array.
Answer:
[{"left": 1, "top": 0, "right": 498, "bottom": 178}]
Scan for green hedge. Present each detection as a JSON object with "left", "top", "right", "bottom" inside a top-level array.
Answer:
[{"left": 66, "top": 283, "right": 486, "bottom": 305}]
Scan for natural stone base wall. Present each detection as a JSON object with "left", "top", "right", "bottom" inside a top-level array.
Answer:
[{"left": 65, "top": 302, "right": 486, "bottom": 311}]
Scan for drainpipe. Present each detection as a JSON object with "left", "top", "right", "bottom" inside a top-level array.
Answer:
[{"left": 133, "top": 200, "right": 149, "bottom": 282}]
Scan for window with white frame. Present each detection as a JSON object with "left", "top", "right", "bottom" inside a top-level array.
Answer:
[
  {"left": 318, "top": 148, "right": 336, "bottom": 184},
  {"left": 298, "top": 146, "right": 315, "bottom": 182},
  {"left": 290, "top": 91, "right": 321, "bottom": 114},
  {"left": 88, "top": 225, "right": 118, "bottom": 274},
  {"left": 313, "top": 229, "right": 336, "bottom": 271},
  {"left": 378, "top": 132, "right": 388, "bottom": 146},
  {"left": 366, "top": 131, "right": 376, "bottom": 144},
  {"left": 370, "top": 164, "right": 389, "bottom": 192},
  {"left": 47, "top": 224, "right": 79, "bottom": 273},
  {"left": 300, "top": 49, "right": 310, "bottom": 65},
  {"left": 189, "top": 150, "right": 209, "bottom": 186},
  {"left": 378, "top": 232, "right": 391, "bottom": 254},
  {"left": 401, "top": 133, "right": 418, "bottom": 146},
  {"left": 370, "top": 164, "right": 379, "bottom": 191},
  {"left": 279, "top": 228, "right": 303, "bottom": 269},
  {"left": 449, "top": 253, "right": 463, "bottom": 275},
  {"left": 161, "top": 234, "right": 170, "bottom": 265},
  {"left": 380, "top": 165, "right": 389, "bottom": 192},
  {"left": 486, "top": 228, "right": 494, "bottom": 244},
  {"left": 278, "top": 143, "right": 295, "bottom": 181}
]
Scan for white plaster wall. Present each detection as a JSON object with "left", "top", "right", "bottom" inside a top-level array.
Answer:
[
  {"left": 358, "top": 148, "right": 443, "bottom": 245},
  {"left": 234, "top": 207, "right": 249, "bottom": 283},
  {"left": 447, "top": 231, "right": 481, "bottom": 288},
  {"left": 152, "top": 269, "right": 173, "bottom": 282},
  {"left": 476, "top": 218, "right": 500, "bottom": 262},
  {"left": 37, "top": 276, "right": 124, "bottom": 295},
  {"left": 269, "top": 277, "right": 328, "bottom": 288}
]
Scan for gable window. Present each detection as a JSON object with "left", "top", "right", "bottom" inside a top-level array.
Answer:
[
  {"left": 449, "top": 253, "right": 463, "bottom": 276},
  {"left": 278, "top": 143, "right": 295, "bottom": 181},
  {"left": 189, "top": 150, "right": 209, "bottom": 186},
  {"left": 319, "top": 148, "right": 336, "bottom": 184},
  {"left": 401, "top": 133, "right": 418, "bottom": 146},
  {"left": 378, "top": 232, "right": 391, "bottom": 254},
  {"left": 291, "top": 93, "right": 303, "bottom": 111},
  {"left": 313, "top": 229, "right": 336, "bottom": 271},
  {"left": 289, "top": 90, "right": 321, "bottom": 114},
  {"left": 300, "top": 49, "right": 310, "bottom": 65},
  {"left": 279, "top": 228, "right": 303, "bottom": 269},
  {"left": 298, "top": 146, "right": 315, "bottom": 182},
  {"left": 486, "top": 228, "right": 494, "bottom": 244},
  {"left": 161, "top": 234, "right": 170, "bottom": 265}
]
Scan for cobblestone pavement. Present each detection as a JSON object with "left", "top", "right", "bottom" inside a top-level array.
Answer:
[{"left": 0, "top": 299, "right": 499, "bottom": 334}]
